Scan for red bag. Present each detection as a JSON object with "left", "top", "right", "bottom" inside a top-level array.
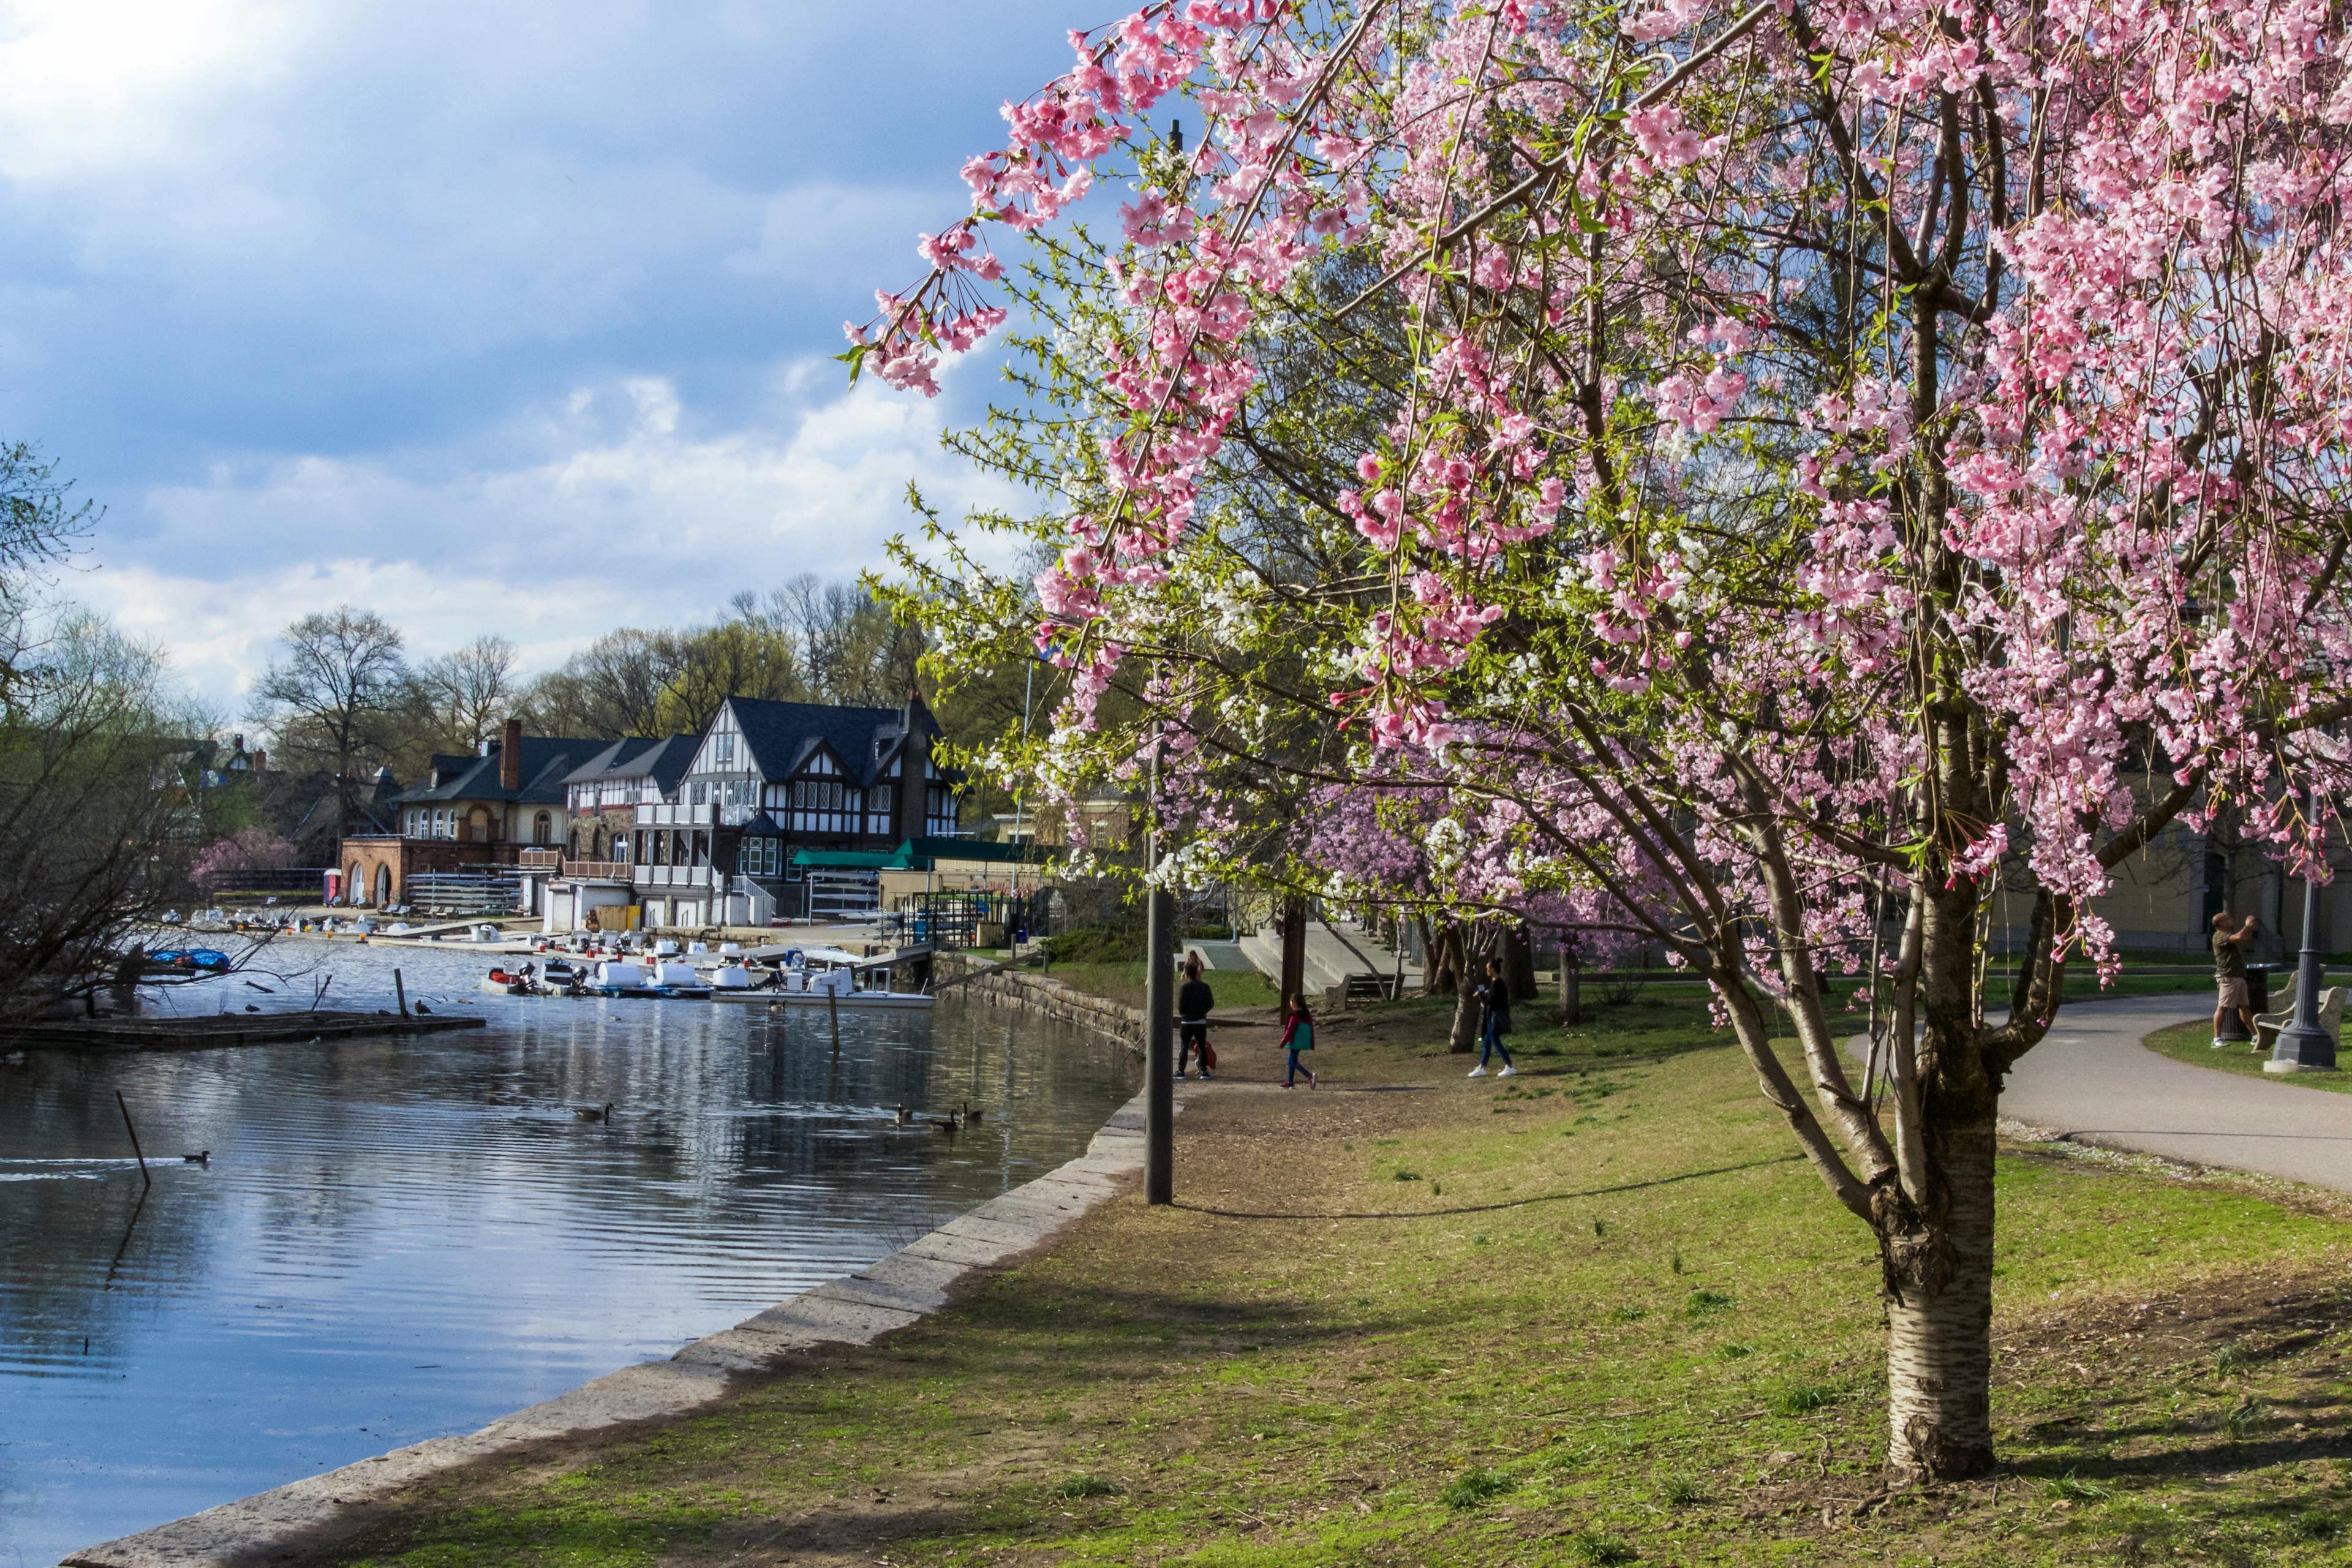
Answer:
[{"left": 1201, "top": 1039, "right": 1218, "bottom": 1071}]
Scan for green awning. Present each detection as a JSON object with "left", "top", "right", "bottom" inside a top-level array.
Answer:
[
  {"left": 894, "top": 837, "right": 1046, "bottom": 865},
  {"left": 791, "top": 849, "right": 897, "bottom": 870}
]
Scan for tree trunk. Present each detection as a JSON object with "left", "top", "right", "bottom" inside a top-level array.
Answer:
[
  {"left": 1447, "top": 925, "right": 1487, "bottom": 1052},
  {"left": 1424, "top": 918, "right": 1462, "bottom": 998},
  {"left": 1449, "top": 982, "right": 1481, "bottom": 1052},
  {"left": 1278, "top": 896, "right": 1306, "bottom": 1008},
  {"left": 1503, "top": 921, "right": 1537, "bottom": 1003},
  {"left": 1882, "top": 1117, "right": 1997, "bottom": 1482}
]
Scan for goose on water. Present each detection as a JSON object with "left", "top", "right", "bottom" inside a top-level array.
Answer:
[
  {"left": 892, "top": 1104, "right": 913, "bottom": 1126},
  {"left": 574, "top": 1102, "right": 614, "bottom": 1123}
]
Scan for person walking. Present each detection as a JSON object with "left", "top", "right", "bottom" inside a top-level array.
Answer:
[
  {"left": 1469, "top": 955, "right": 1517, "bottom": 1077},
  {"left": 1176, "top": 952, "right": 1216, "bottom": 1080},
  {"left": 1278, "top": 992, "right": 1317, "bottom": 1088},
  {"left": 2212, "top": 910, "right": 2258, "bottom": 1047}
]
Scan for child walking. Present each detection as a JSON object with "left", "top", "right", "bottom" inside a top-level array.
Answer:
[{"left": 1278, "top": 992, "right": 1318, "bottom": 1088}]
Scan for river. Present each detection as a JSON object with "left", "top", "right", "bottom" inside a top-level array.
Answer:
[{"left": 0, "top": 937, "right": 1137, "bottom": 1567}]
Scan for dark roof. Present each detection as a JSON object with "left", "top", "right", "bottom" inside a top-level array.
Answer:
[
  {"left": 725, "top": 698, "right": 938, "bottom": 787},
  {"left": 740, "top": 810, "right": 785, "bottom": 835},
  {"left": 562, "top": 737, "right": 654, "bottom": 785},
  {"left": 392, "top": 736, "right": 605, "bottom": 808},
  {"left": 561, "top": 734, "right": 700, "bottom": 797}
]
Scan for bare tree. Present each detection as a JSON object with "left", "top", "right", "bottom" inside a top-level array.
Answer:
[
  {"left": 521, "top": 628, "right": 679, "bottom": 739},
  {"left": 248, "top": 608, "right": 407, "bottom": 827},
  {"left": 410, "top": 634, "right": 522, "bottom": 753},
  {"left": 0, "top": 614, "right": 205, "bottom": 1019},
  {"left": 738, "top": 576, "right": 922, "bottom": 706}
]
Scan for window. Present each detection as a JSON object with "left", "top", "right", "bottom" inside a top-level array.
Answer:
[
  {"left": 866, "top": 786, "right": 891, "bottom": 832},
  {"left": 925, "top": 783, "right": 960, "bottom": 837},
  {"left": 924, "top": 761, "right": 961, "bottom": 837},
  {"left": 715, "top": 731, "right": 734, "bottom": 766},
  {"left": 614, "top": 833, "right": 631, "bottom": 862},
  {"left": 533, "top": 811, "right": 551, "bottom": 845},
  {"left": 789, "top": 777, "right": 853, "bottom": 834},
  {"left": 736, "top": 837, "right": 780, "bottom": 878}
]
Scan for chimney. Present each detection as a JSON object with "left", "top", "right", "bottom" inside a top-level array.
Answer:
[
  {"left": 894, "top": 690, "right": 930, "bottom": 845},
  {"left": 500, "top": 717, "right": 523, "bottom": 791},
  {"left": 252, "top": 748, "right": 266, "bottom": 774}
]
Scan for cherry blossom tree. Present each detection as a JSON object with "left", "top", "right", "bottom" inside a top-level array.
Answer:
[{"left": 865, "top": 0, "right": 2352, "bottom": 1479}]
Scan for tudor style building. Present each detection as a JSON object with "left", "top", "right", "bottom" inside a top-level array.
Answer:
[
  {"left": 525, "top": 733, "right": 701, "bottom": 932},
  {"left": 630, "top": 693, "right": 960, "bottom": 927}
]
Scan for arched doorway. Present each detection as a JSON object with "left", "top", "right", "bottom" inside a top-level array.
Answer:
[
  {"left": 467, "top": 805, "right": 492, "bottom": 843},
  {"left": 533, "top": 810, "right": 551, "bottom": 845},
  {"left": 346, "top": 864, "right": 362, "bottom": 905},
  {"left": 375, "top": 864, "right": 393, "bottom": 907}
]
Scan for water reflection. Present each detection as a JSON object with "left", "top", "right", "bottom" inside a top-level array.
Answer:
[{"left": 0, "top": 939, "right": 1136, "bottom": 1567}]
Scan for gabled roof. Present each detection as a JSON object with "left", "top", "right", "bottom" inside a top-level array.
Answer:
[
  {"left": 393, "top": 736, "right": 604, "bottom": 808},
  {"left": 561, "top": 734, "right": 698, "bottom": 795},
  {"left": 724, "top": 698, "right": 938, "bottom": 788}
]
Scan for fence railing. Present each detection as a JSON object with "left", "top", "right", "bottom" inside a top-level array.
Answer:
[
  {"left": 560, "top": 860, "right": 630, "bottom": 882},
  {"left": 405, "top": 868, "right": 524, "bottom": 915},
  {"left": 517, "top": 849, "right": 561, "bottom": 870}
]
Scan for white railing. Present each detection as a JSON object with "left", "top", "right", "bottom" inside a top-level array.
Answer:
[
  {"left": 633, "top": 864, "right": 718, "bottom": 889},
  {"left": 638, "top": 803, "right": 715, "bottom": 828}
]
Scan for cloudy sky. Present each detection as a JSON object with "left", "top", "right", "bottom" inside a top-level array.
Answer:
[{"left": 0, "top": 0, "right": 1083, "bottom": 710}]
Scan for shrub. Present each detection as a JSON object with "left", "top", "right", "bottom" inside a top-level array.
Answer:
[
  {"left": 1569, "top": 1529, "right": 1638, "bottom": 1564},
  {"left": 1659, "top": 1474, "right": 1707, "bottom": 1507},
  {"left": 1054, "top": 1472, "right": 1118, "bottom": 1499},
  {"left": 1439, "top": 1467, "right": 1517, "bottom": 1509},
  {"left": 1770, "top": 1382, "right": 1840, "bottom": 1416}
]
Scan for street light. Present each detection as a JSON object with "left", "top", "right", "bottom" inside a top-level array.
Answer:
[
  {"left": 1144, "top": 739, "right": 1174, "bottom": 1203},
  {"left": 2266, "top": 784, "right": 2339, "bottom": 1075}
]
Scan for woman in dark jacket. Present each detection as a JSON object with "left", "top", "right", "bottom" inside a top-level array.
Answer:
[{"left": 1470, "top": 956, "right": 1515, "bottom": 1077}]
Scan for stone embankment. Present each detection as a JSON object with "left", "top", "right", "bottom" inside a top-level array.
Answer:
[{"left": 933, "top": 953, "right": 1145, "bottom": 1052}]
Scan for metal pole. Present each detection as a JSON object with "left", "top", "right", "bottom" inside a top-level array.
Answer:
[
  {"left": 393, "top": 968, "right": 409, "bottom": 1019},
  {"left": 1145, "top": 742, "right": 1173, "bottom": 1205},
  {"left": 115, "top": 1091, "right": 151, "bottom": 1188},
  {"left": 1145, "top": 883, "right": 1174, "bottom": 1204},
  {"left": 2269, "top": 786, "right": 2337, "bottom": 1074}
]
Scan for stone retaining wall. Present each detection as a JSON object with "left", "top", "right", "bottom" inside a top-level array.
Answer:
[{"left": 935, "top": 953, "right": 1145, "bottom": 1052}]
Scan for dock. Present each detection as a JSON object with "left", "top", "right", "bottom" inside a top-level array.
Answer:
[{"left": 0, "top": 1011, "right": 489, "bottom": 1053}]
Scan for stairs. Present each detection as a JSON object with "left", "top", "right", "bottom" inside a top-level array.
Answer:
[{"left": 1237, "top": 916, "right": 1424, "bottom": 997}]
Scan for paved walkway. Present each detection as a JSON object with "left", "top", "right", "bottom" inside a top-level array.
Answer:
[{"left": 2001, "top": 995, "right": 2352, "bottom": 1194}]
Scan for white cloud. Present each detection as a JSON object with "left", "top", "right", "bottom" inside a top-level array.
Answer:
[{"left": 78, "top": 361, "right": 1033, "bottom": 710}]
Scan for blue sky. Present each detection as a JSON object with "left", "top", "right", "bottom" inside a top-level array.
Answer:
[{"left": 0, "top": 0, "right": 1085, "bottom": 709}]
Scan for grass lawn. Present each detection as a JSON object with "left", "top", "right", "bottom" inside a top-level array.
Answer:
[
  {"left": 2144, "top": 1016, "right": 2352, "bottom": 1095},
  {"left": 1042, "top": 959, "right": 1286, "bottom": 1012},
  {"left": 317, "top": 992, "right": 2352, "bottom": 1568}
]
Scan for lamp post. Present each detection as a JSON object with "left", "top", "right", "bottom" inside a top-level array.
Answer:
[
  {"left": 2267, "top": 785, "right": 2339, "bottom": 1075},
  {"left": 1144, "top": 741, "right": 1174, "bottom": 1203}
]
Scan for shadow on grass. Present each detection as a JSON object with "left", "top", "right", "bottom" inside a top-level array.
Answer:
[{"left": 1171, "top": 1153, "right": 1803, "bottom": 1221}]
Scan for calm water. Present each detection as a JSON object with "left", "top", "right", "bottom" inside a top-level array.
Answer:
[{"left": 0, "top": 938, "right": 1138, "bottom": 1567}]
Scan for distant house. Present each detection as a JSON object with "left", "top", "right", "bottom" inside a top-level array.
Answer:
[
  {"left": 341, "top": 720, "right": 601, "bottom": 910},
  {"left": 532, "top": 734, "right": 698, "bottom": 933},
  {"left": 627, "top": 693, "right": 961, "bottom": 929}
]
